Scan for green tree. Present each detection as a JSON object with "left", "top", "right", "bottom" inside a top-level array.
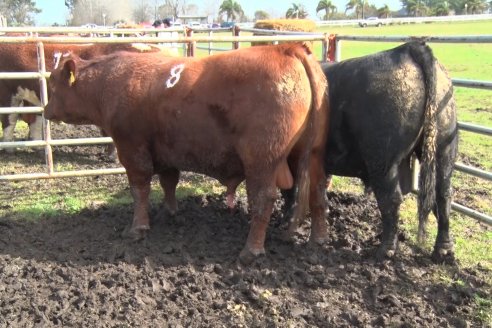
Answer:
[
  {"left": 0, "top": 0, "right": 41, "bottom": 26},
  {"left": 465, "top": 0, "right": 488, "bottom": 13},
  {"left": 377, "top": 4, "right": 391, "bottom": 17},
  {"left": 433, "top": 0, "right": 450, "bottom": 15},
  {"left": 401, "top": 0, "right": 428, "bottom": 16},
  {"left": 316, "top": 0, "right": 337, "bottom": 20},
  {"left": 254, "top": 10, "right": 270, "bottom": 20},
  {"left": 219, "top": 0, "right": 244, "bottom": 21},
  {"left": 286, "top": 3, "right": 308, "bottom": 18},
  {"left": 345, "top": 0, "right": 367, "bottom": 18}
]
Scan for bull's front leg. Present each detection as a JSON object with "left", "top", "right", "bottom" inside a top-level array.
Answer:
[
  {"left": 239, "top": 176, "right": 277, "bottom": 264},
  {"left": 2, "top": 113, "right": 19, "bottom": 153},
  {"left": 28, "top": 115, "right": 43, "bottom": 141}
]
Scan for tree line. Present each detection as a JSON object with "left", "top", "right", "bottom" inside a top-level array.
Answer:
[{"left": 0, "top": 0, "right": 491, "bottom": 26}]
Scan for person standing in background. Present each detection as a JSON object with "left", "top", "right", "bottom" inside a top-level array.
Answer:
[{"left": 153, "top": 18, "right": 179, "bottom": 56}]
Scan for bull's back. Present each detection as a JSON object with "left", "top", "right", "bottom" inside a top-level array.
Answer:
[
  {"left": 104, "top": 49, "right": 315, "bottom": 180},
  {"left": 322, "top": 43, "right": 436, "bottom": 177}
]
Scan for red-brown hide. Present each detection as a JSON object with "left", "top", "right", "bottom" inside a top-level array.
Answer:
[
  {"left": 45, "top": 43, "right": 328, "bottom": 262},
  {"left": 0, "top": 42, "right": 162, "bottom": 142}
]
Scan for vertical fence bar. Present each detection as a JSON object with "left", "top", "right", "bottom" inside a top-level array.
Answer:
[
  {"left": 36, "top": 42, "right": 54, "bottom": 175},
  {"left": 321, "top": 33, "right": 329, "bottom": 62},
  {"left": 327, "top": 34, "right": 338, "bottom": 62},
  {"left": 335, "top": 38, "right": 342, "bottom": 62},
  {"left": 186, "top": 28, "right": 195, "bottom": 57},
  {"left": 233, "top": 25, "right": 240, "bottom": 50},
  {"left": 411, "top": 156, "right": 420, "bottom": 192},
  {"left": 208, "top": 30, "right": 213, "bottom": 55}
]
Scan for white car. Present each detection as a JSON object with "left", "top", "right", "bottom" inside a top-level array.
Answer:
[
  {"left": 186, "top": 21, "right": 201, "bottom": 28},
  {"left": 81, "top": 23, "right": 98, "bottom": 29},
  {"left": 358, "top": 17, "right": 384, "bottom": 27}
]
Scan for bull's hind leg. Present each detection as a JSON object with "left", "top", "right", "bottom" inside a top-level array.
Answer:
[
  {"left": 158, "top": 168, "right": 180, "bottom": 216},
  {"left": 371, "top": 165, "right": 403, "bottom": 261},
  {"left": 119, "top": 149, "right": 154, "bottom": 239},
  {"left": 239, "top": 174, "right": 277, "bottom": 264},
  {"left": 432, "top": 139, "right": 457, "bottom": 263},
  {"left": 308, "top": 154, "right": 329, "bottom": 244}
]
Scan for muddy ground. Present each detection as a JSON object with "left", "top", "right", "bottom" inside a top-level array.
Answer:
[{"left": 0, "top": 124, "right": 490, "bottom": 327}]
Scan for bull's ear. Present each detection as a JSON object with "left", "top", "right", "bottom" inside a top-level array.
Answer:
[{"left": 62, "top": 60, "right": 77, "bottom": 87}]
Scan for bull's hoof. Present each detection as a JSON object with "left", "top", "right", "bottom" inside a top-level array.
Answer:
[
  {"left": 121, "top": 225, "right": 149, "bottom": 240},
  {"left": 239, "top": 247, "right": 265, "bottom": 265},
  {"left": 165, "top": 204, "right": 177, "bottom": 217},
  {"left": 309, "top": 233, "right": 328, "bottom": 246},
  {"left": 375, "top": 245, "right": 396, "bottom": 262},
  {"left": 432, "top": 244, "right": 455, "bottom": 265},
  {"left": 157, "top": 205, "right": 177, "bottom": 219}
]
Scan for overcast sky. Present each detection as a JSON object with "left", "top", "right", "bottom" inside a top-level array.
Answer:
[{"left": 35, "top": 0, "right": 403, "bottom": 26}]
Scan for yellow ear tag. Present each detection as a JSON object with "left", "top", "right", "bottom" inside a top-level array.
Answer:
[{"left": 69, "top": 71, "right": 76, "bottom": 86}]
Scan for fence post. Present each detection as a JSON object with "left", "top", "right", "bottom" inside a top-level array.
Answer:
[
  {"left": 208, "top": 30, "right": 213, "bottom": 55},
  {"left": 36, "top": 42, "right": 54, "bottom": 175},
  {"left": 186, "top": 27, "right": 195, "bottom": 57},
  {"left": 233, "top": 25, "right": 240, "bottom": 50},
  {"left": 335, "top": 38, "right": 342, "bottom": 62},
  {"left": 327, "top": 34, "right": 337, "bottom": 62},
  {"left": 321, "top": 33, "right": 329, "bottom": 62}
]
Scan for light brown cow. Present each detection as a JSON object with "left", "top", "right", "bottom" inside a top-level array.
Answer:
[
  {"left": 0, "top": 42, "right": 163, "bottom": 147},
  {"left": 44, "top": 43, "right": 328, "bottom": 263}
]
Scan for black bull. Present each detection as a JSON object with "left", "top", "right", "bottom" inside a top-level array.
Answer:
[{"left": 284, "top": 41, "right": 458, "bottom": 262}]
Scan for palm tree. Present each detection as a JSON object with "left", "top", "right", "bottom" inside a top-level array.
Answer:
[
  {"left": 345, "top": 0, "right": 367, "bottom": 19},
  {"left": 377, "top": 4, "right": 391, "bottom": 17},
  {"left": 466, "top": 0, "right": 488, "bottom": 13},
  {"left": 286, "top": 3, "right": 308, "bottom": 18},
  {"left": 316, "top": 0, "right": 337, "bottom": 20},
  {"left": 219, "top": 0, "right": 244, "bottom": 22},
  {"left": 403, "top": 0, "right": 428, "bottom": 16},
  {"left": 433, "top": 1, "right": 450, "bottom": 15}
]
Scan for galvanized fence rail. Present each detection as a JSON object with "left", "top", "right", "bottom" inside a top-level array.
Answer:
[{"left": 0, "top": 28, "right": 490, "bottom": 225}]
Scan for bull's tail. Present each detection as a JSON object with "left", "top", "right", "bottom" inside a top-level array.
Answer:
[
  {"left": 285, "top": 42, "right": 328, "bottom": 227},
  {"left": 408, "top": 41, "right": 438, "bottom": 243}
]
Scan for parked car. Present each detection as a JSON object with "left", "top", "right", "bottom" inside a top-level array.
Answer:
[
  {"left": 186, "top": 21, "right": 201, "bottom": 28},
  {"left": 220, "top": 21, "right": 235, "bottom": 28},
  {"left": 81, "top": 23, "right": 98, "bottom": 29},
  {"left": 358, "top": 17, "right": 384, "bottom": 27}
]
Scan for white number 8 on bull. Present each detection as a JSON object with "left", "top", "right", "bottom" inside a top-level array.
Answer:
[{"left": 166, "top": 63, "right": 185, "bottom": 89}]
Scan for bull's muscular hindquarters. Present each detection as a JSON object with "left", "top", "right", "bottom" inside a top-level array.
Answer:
[
  {"left": 44, "top": 43, "right": 327, "bottom": 263},
  {"left": 284, "top": 41, "right": 458, "bottom": 263}
]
